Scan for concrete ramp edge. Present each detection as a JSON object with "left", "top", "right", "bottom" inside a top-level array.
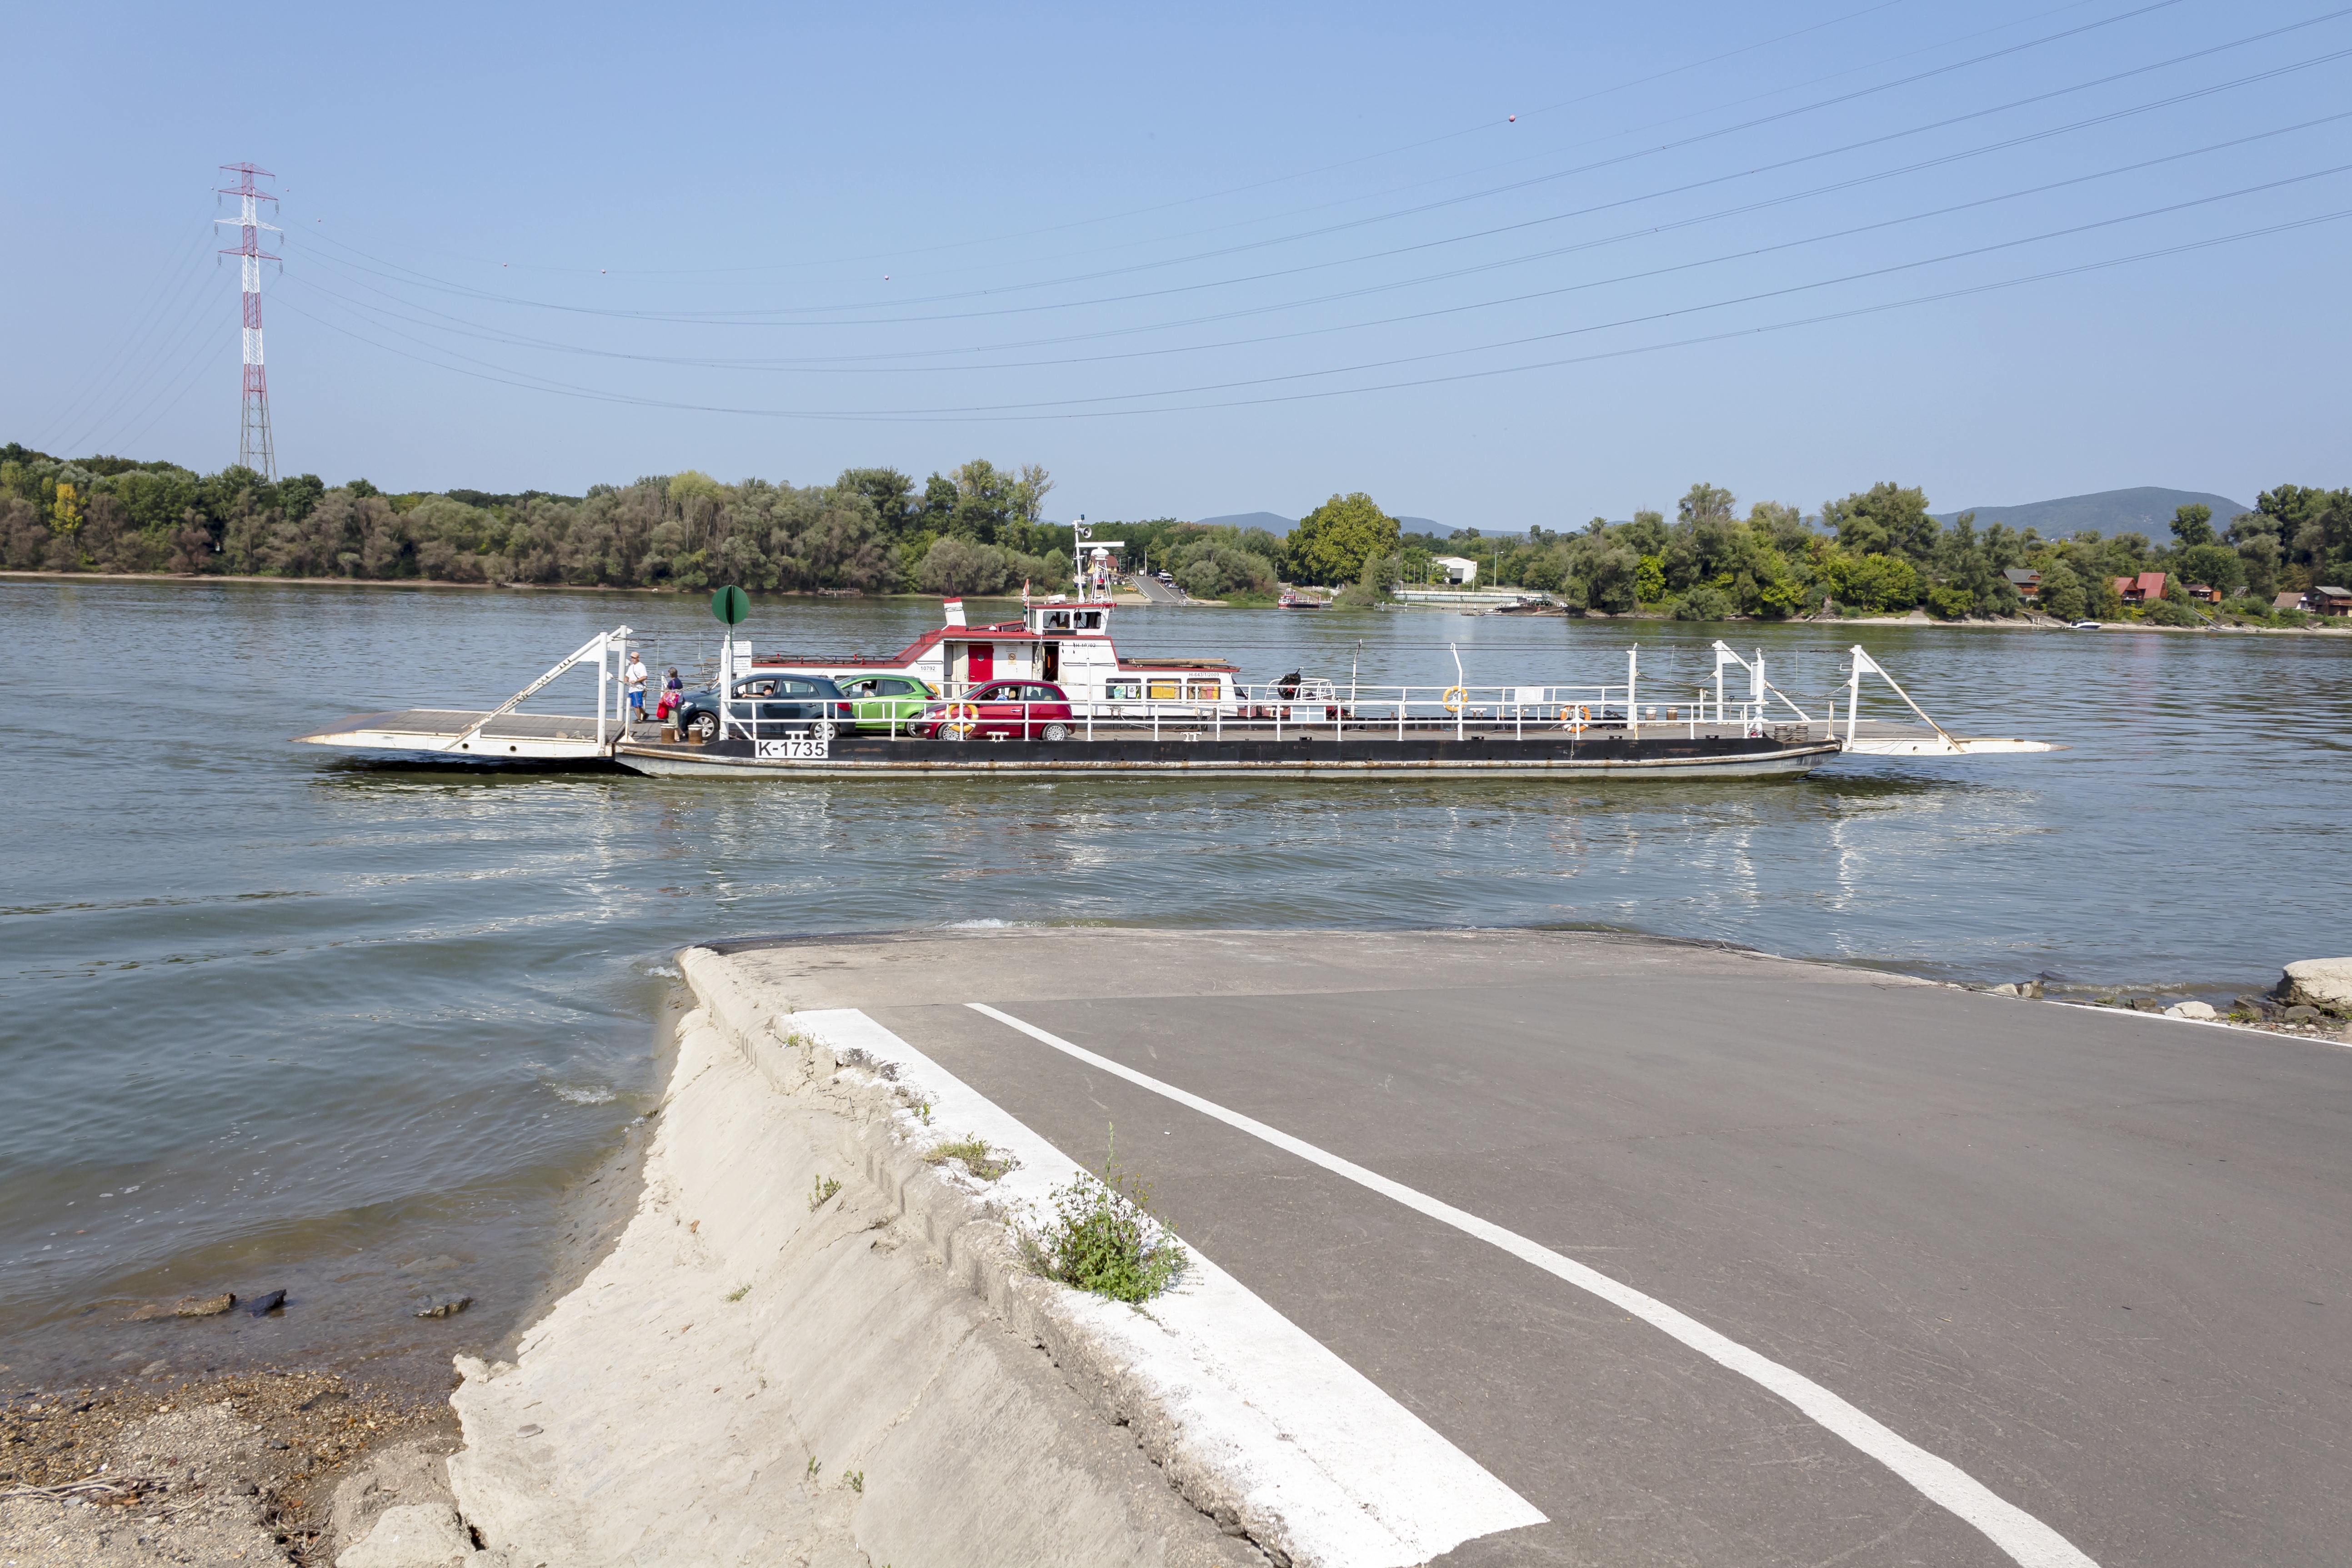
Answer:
[{"left": 431, "top": 945, "right": 1536, "bottom": 1568}]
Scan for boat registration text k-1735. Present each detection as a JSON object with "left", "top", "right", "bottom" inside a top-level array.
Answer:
[{"left": 756, "top": 736, "right": 830, "bottom": 760}]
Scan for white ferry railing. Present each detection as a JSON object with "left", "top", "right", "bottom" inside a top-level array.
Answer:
[
  {"left": 447, "top": 624, "right": 636, "bottom": 753},
  {"left": 879, "top": 682, "right": 1835, "bottom": 744}
]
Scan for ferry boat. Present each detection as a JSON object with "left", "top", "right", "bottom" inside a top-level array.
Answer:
[{"left": 293, "top": 528, "right": 2053, "bottom": 778}]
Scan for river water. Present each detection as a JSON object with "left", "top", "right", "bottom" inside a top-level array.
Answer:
[{"left": 3, "top": 580, "right": 2346, "bottom": 1390}]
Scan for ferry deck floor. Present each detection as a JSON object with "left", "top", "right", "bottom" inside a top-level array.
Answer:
[{"left": 707, "top": 927, "right": 2350, "bottom": 1568}]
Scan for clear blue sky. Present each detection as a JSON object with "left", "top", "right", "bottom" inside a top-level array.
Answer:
[{"left": 7, "top": 0, "right": 2347, "bottom": 525}]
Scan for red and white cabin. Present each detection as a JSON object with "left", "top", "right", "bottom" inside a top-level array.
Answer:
[{"left": 754, "top": 599, "right": 1240, "bottom": 712}]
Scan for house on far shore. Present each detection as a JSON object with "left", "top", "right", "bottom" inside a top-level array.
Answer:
[
  {"left": 1431, "top": 555, "right": 1480, "bottom": 586},
  {"left": 2275, "top": 591, "right": 2310, "bottom": 612},
  {"left": 2114, "top": 571, "right": 2167, "bottom": 605},
  {"left": 2314, "top": 586, "right": 2352, "bottom": 616},
  {"left": 2187, "top": 583, "right": 2221, "bottom": 604},
  {"left": 2003, "top": 567, "right": 2041, "bottom": 601}
]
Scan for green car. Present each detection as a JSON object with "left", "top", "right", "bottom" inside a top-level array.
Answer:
[{"left": 833, "top": 674, "right": 940, "bottom": 733}]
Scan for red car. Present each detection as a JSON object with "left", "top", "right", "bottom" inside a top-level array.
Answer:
[{"left": 917, "top": 680, "right": 1076, "bottom": 741}]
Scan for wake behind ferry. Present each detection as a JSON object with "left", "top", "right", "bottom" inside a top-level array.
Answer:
[{"left": 295, "top": 531, "right": 2052, "bottom": 779}]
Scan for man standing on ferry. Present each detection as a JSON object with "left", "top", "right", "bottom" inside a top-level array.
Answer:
[{"left": 625, "top": 649, "right": 649, "bottom": 727}]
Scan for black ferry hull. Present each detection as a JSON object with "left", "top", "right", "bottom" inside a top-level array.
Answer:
[{"left": 612, "top": 731, "right": 1841, "bottom": 780}]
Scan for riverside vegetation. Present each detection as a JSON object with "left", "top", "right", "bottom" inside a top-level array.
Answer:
[
  {"left": 1017, "top": 1127, "right": 1187, "bottom": 1305},
  {"left": 6, "top": 441, "right": 2347, "bottom": 624}
]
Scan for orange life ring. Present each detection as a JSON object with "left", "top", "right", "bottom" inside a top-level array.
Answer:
[{"left": 942, "top": 701, "right": 980, "bottom": 739}]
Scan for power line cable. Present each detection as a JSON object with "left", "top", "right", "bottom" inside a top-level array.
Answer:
[
  {"left": 427, "top": 0, "right": 1932, "bottom": 279},
  {"left": 58, "top": 270, "right": 232, "bottom": 459},
  {"left": 280, "top": 48, "right": 2352, "bottom": 374},
  {"left": 280, "top": 113, "right": 2352, "bottom": 383},
  {"left": 291, "top": 0, "right": 2246, "bottom": 325},
  {"left": 285, "top": 5, "right": 2342, "bottom": 336},
  {"left": 38, "top": 221, "right": 215, "bottom": 453},
  {"left": 266, "top": 175, "right": 2352, "bottom": 423}
]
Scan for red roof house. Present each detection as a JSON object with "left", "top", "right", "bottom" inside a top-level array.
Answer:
[{"left": 2116, "top": 571, "right": 2166, "bottom": 605}]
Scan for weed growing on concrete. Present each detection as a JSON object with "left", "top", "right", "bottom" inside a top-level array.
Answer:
[
  {"left": 846, "top": 1469, "right": 864, "bottom": 1494},
  {"left": 917, "top": 1100, "right": 933, "bottom": 1126},
  {"left": 806, "top": 1456, "right": 821, "bottom": 1478},
  {"left": 808, "top": 1174, "right": 842, "bottom": 1211},
  {"left": 725, "top": 1283, "right": 751, "bottom": 1302},
  {"left": 1017, "top": 1124, "right": 1186, "bottom": 1303},
  {"left": 923, "top": 1134, "right": 1012, "bottom": 1182}
]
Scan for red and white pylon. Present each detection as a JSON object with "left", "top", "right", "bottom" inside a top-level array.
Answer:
[{"left": 215, "top": 163, "right": 281, "bottom": 480}]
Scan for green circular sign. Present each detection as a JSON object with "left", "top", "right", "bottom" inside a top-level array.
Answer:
[{"left": 710, "top": 585, "right": 750, "bottom": 626}]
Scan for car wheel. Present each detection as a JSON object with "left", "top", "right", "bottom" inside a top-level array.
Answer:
[
  {"left": 1041, "top": 721, "right": 1070, "bottom": 741},
  {"left": 687, "top": 711, "right": 719, "bottom": 742},
  {"left": 812, "top": 720, "right": 836, "bottom": 741}
]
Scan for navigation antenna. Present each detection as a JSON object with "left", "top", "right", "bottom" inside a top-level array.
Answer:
[{"left": 215, "top": 163, "right": 281, "bottom": 480}]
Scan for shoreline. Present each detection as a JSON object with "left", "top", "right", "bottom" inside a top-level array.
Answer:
[
  {"left": 0, "top": 992, "right": 691, "bottom": 1448},
  {"left": 10, "top": 569, "right": 2342, "bottom": 634}
]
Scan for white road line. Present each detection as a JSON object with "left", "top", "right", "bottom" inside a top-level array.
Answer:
[
  {"left": 968, "top": 1001, "right": 2100, "bottom": 1568},
  {"left": 791, "top": 1007, "right": 1546, "bottom": 1568}
]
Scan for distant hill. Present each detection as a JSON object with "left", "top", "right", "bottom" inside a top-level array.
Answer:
[
  {"left": 1930, "top": 486, "right": 2248, "bottom": 536},
  {"left": 1194, "top": 511, "right": 1449, "bottom": 536},
  {"left": 1194, "top": 511, "right": 1296, "bottom": 534}
]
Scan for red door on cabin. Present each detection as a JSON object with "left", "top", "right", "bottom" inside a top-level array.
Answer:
[{"left": 966, "top": 643, "right": 993, "bottom": 685}]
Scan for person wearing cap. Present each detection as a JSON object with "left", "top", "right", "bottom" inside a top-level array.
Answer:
[{"left": 624, "top": 650, "right": 648, "bottom": 725}]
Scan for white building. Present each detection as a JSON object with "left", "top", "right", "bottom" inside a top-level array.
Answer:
[{"left": 1431, "top": 555, "right": 1480, "bottom": 586}]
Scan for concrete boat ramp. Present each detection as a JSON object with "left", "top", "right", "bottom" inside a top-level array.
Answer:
[{"left": 421, "top": 927, "right": 2347, "bottom": 1568}]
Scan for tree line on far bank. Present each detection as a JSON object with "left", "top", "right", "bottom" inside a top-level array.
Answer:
[{"left": 5, "top": 441, "right": 2346, "bottom": 623}]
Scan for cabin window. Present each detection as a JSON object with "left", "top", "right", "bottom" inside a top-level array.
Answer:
[
  {"left": 1146, "top": 680, "right": 1181, "bottom": 700},
  {"left": 1076, "top": 611, "right": 1103, "bottom": 630},
  {"left": 1106, "top": 680, "right": 1141, "bottom": 700},
  {"left": 1186, "top": 682, "right": 1218, "bottom": 701},
  {"left": 1045, "top": 611, "right": 1072, "bottom": 631}
]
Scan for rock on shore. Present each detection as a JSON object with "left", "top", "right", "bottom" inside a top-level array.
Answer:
[{"left": 2278, "top": 957, "right": 2352, "bottom": 1013}]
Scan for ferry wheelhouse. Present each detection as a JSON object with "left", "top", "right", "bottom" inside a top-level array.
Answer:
[{"left": 755, "top": 594, "right": 1241, "bottom": 716}]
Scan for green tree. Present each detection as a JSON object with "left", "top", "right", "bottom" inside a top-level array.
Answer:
[
  {"left": 2169, "top": 503, "right": 2215, "bottom": 547},
  {"left": 48, "top": 481, "right": 81, "bottom": 538},
  {"left": 2235, "top": 532, "right": 2282, "bottom": 600},
  {"left": 1747, "top": 500, "right": 1809, "bottom": 556},
  {"left": 1171, "top": 539, "right": 1278, "bottom": 601},
  {"left": 1586, "top": 546, "right": 1641, "bottom": 615},
  {"left": 2038, "top": 561, "right": 2087, "bottom": 621},
  {"left": 916, "top": 535, "right": 1011, "bottom": 595},
  {"left": 1670, "top": 583, "right": 1734, "bottom": 620},
  {"left": 1822, "top": 482, "right": 1937, "bottom": 560},
  {"left": 1623, "top": 509, "right": 1668, "bottom": 558},
  {"left": 2172, "top": 541, "right": 2244, "bottom": 595},
  {"left": 1287, "top": 491, "right": 1400, "bottom": 585},
  {"left": 1634, "top": 554, "right": 1665, "bottom": 604},
  {"left": 1926, "top": 584, "right": 1974, "bottom": 620},
  {"left": 837, "top": 467, "right": 917, "bottom": 534},
  {"left": 1676, "top": 482, "right": 1737, "bottom": 529}
]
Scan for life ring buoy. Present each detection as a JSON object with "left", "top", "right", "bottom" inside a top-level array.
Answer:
[
  {"left": 1441, "top": 686, "right": 1469, "bottom": 714},
  {"left": 1558, "top": 702, "right": 1589, "bottom": 733},
  {"left": 942, "top": 701, "right": 980, "bottom": 740}
]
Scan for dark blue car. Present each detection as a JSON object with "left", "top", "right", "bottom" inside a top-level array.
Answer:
[{"left": 672, "top": 674, "right": 854, "bottom": 742}]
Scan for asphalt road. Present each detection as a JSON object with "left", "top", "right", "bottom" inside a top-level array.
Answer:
[
  {"left": 714, "top": 928, "right": 2352, "bottom": 1567},
  {"left": 1132, "top": 573, "right": 1186, "bottom": 603}
]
